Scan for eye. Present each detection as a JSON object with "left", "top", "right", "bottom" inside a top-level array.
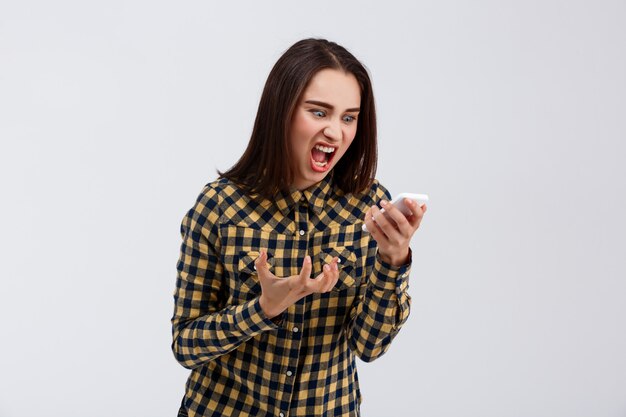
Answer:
[
  {"left": 310, "top": 109, "right": 326, "bottom": 118},
  {"left": 343, "top": 115, "right": 357, "bottom": 123}
]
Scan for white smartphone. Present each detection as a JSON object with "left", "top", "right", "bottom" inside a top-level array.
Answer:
[{"left": 362, "top": 193, "right": 429, "bottom": 232}]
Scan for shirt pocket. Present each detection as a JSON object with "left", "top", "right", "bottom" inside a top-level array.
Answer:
[
  {"left": 235, "top": 250, "right": 274, "bottom": 297},
  {"left": 221, "top": 224, "right": 289, "bottom": 304},
  {"left": 318, "top": 245, "right": 358, "bottom": 292}
]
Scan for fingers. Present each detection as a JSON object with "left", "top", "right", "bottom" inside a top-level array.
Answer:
[
  {"left": 254, "top": 250, "right": 268, "bottom": 276},
  {"left": 363, "top": 206, "right": 377, "bottom": 235},
  {"left": 405, "top": 200, "right": 427, "bottom": 229},
  {"left": 370, "top": 203, "right": 403, "bottom": 243},
  {"left": 380, "top": 200, "right": 411, "bottom": 232},
  {"left": 370, "top": 199, "right": 427, "bottom": 239},
  {"left": 319, "top": 258, "right": 340, "bottom": 292},
  {"left": 255, "top": 250, "right": 280, "bottom": 282},
  {"left": 309, "top": 257, "right": 340, "bottom": 293},
  {"left": 259, "top": 253, "right": 341, "bottom": 296},
  {"left": 298, "top": 255, "right": 312, "bottom": 285}
]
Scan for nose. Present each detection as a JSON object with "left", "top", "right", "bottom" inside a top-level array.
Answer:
[{"left": 323, "top": 118, "right": 342, "bottom": 143}]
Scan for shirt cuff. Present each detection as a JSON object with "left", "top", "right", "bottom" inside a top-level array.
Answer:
[
  {"left": 369, "top": 248, "right": 412, "bottom": 293},
  {"left": 233, "top": 297, "right": 282, "bottom": 334}
]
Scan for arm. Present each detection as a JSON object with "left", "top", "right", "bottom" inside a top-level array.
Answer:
[
  {"left": 346, "top": 247, "right": 412, "bottom": 362},
  {"left": 345, "top": 182, "right": 425, "bottom": 362},
  {"left": 170, "top": 185, "right": 279, "bottom": 370}
]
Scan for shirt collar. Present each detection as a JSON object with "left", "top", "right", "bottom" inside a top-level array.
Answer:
[{"left": 274, "top": 175, "right": 334, "bottom": 216}]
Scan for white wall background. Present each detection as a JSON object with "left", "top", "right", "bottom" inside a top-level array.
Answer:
[{"left": 1, "top": 1, "right": 625, "bottom": 416}]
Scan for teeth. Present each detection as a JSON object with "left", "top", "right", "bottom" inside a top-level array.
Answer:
[
  {"left": 313, "top": 160, "right": 328, "bottom": 167},
  {"left": 314, "top": 145, "right": 335, "bottom": 153}
]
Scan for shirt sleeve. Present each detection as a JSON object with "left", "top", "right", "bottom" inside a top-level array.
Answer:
[
  {"left": 345, "top": 182, "right": 413, "bottom": 362},
  {"left": 171, "top": 185, "right": 279, "bottom": 370}
]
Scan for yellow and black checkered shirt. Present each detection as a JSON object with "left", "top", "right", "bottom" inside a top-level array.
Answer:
[{"left": 172, "top": 175, "right": 412, "bottom": 417}]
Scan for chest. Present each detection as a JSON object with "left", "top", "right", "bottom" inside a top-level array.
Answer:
[{"left": 219, "top": 209, "right": 372, "bottom": 312}]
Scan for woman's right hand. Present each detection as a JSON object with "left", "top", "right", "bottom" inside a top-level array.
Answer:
[{"left": 255, "top": 251, "right": 340, "bottom": 318}]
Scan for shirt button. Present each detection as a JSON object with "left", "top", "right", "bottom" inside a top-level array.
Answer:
[
  {"left": 299, "top": 229, "right": 305, "bottom": 236},
  {"left": 300, "top": 196, "right": 305, "bottom": 202},
  {"left": 292, "top": 327, "right": 299, "bottom": 333},
  {"left": 286, "top": 370, "right": 293, "bottom": 376},
  {"left": 279, "top": 413, "right": 285, "bottom": 417}
]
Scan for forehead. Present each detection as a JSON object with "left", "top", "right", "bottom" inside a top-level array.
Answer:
[{"left": 301, "top": 69, "right": 361, "bottom": 107}]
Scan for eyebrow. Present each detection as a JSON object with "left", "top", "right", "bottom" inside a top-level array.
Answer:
[{"left": 304, "top": 100, "right": 360, "bottom": 113}]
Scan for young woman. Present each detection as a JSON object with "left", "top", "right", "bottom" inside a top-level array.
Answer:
[{"left": 172, "top": 38, "right": 427, "bottom": 417}]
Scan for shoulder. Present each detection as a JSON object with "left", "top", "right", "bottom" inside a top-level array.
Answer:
[
  {"left": 368, "top": 178, "right": 392, "bottom": 201},
  {"left": 197, "top": 177, "right": 242, "bottom": 204},
  {"left": 191, "top": 177, "right": 269, "bottom": 228},
  {"left": 329, "top": 178, "right": 391, "bottom": 223},
  {"left": 190, "top": 178, "right": 228, "bottom": 214},
  {"left": 347, "top": 178, "right": 392, "bottom": 206},
  {"left": 183, "top": 178, "right": 246, "bottom": 229}
]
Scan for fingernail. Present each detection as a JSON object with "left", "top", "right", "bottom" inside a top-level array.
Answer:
[
  {"left": 324, "top": 264, "right": 330, "bottom": 271},
  {"left": 380, "top": 200, "right": 388, "bottom": 207},
  {"left": 305, "top": 255, "right": 310, "bottom": 264}
]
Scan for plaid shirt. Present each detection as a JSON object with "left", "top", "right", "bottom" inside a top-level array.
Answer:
[{"left": 172, "top": 175, "right": 412, "bottom": 417}]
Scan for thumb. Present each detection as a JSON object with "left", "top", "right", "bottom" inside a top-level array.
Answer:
[
  {"left": 299, "top": 255, "right": 312, "bottom": 284},
  {"left": 255, "top": 250, "right": 268, "bottom": 278}
]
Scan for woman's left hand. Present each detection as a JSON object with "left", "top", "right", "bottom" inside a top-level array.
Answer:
[{"left": 363, "top": 199, "right": 427, "bottom": 266}]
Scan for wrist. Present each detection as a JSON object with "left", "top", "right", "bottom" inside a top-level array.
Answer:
[
  {"left": 259, "top": 295, "right": 281, "bottom": 319},
  {"left": 378, "top": 248, "right": 410, "bottom": 266}
]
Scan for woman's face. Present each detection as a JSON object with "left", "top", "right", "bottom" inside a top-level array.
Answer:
[{"left": 289, "top": 68, "right": 361, "bottom": 190}]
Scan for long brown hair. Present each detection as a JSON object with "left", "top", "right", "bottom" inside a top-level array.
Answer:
[{"left": 218, "top": 38, "right": 377, "bottom": 199}]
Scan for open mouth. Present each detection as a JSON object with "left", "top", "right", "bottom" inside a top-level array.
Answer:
[{"left": 310, "top": 144, "right": 336, "bottom": 169}]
